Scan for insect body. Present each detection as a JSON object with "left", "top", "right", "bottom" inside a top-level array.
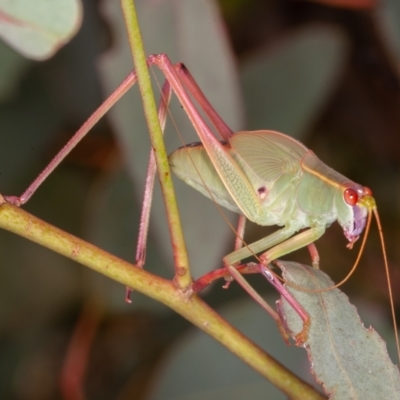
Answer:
[{"left": 170, "top": 129, "right": 371, "bottom": 267}]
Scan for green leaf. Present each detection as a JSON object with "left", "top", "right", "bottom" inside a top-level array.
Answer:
[
  {"left": 279, "top": 261, "right": 400, "bottom": 400},
  {"left": 0, "top": 0, "right": 82, "bottom": 60}
]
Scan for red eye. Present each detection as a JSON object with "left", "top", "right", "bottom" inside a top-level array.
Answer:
[{"left": 344, "top": 188, "right": 358, "bottom": 206}]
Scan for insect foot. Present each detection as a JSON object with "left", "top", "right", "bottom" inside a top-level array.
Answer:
[
  {"left": 276, "top": 294, "right": 309, "bottom": 346},
  {"left": 3, "top": 196, "right": 22, "bottom": 207}
]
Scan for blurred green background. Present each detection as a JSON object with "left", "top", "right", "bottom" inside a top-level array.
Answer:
[{"left": 1, "top": 0, "right": 400, "bottom": 398}]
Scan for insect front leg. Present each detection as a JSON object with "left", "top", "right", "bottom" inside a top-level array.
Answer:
[
  {"left": 192, "top": 225, "right": 298, "bottom": 292},
  {"left": 222, "top": 226, "right": 325, "bottom": 343},
  {"left": 257, "top": 226, "right": 325, "bottom": 266},
  {"left": 223, "top": 226, "right": 298, "bottom": 266}
]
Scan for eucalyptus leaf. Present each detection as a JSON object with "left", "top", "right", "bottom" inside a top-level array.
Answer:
[
  {"left": 0, "top": 0, "right": 82, "bottom": 60},
  {"left": 279, "top": 261, "right": 400, "bottom": 400}
]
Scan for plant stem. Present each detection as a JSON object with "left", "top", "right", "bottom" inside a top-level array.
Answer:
[
  {"left": 0, "top": 201, "right": 325, "bottom": 400},
  {"left": 120, "top": 0, "right": 192, "bottom": 289}
]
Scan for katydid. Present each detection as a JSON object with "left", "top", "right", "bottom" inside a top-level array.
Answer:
[{"left": 3, "top": 54, "right": 398, "bottom": 352}]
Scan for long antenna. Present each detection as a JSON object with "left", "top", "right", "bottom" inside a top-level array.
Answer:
[{"left": 373, "top": 207, "right": 400, "bottom": 365}]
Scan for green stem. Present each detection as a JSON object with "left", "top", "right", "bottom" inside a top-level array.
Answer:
[
  {"left": 120, "top": 0, "right": 191, "bottom": 289},
  {"left": 0, "top": 201, "right": 324, "bottom": 400}
]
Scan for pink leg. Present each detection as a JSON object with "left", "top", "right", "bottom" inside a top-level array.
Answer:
[
  {"left": 261, "top": 264, "right": 310, "bottom": 345},
  {"left": 146, "top": 54, "right": 224, "bottom": 154},
  {"left": 175, "top": 63, "right": 233, "bottom": 140},
  {"left": 226, "top": 264, "right": 286, "bottom": 337},
  {"left": 192, "top": 261, "right": 263, "bottom": 292},
  {"left": 191, "top": 261, "right": 309, "bottom": 343},
  {"left": 135, "top": 80, "right": 172, "bottom": 269},
  {"left": 226, "top": 262, "right": 310, "bottom": 344},
  {"left": 5, "top": 71, "right": 139, "bottom": 206},
  {"left": 125, "top": 80, "right": 173, "bottom": 302}
]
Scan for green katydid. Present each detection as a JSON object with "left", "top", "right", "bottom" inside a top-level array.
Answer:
[{"left": 3, "top": 53, "right": 398, "bottom": 352}]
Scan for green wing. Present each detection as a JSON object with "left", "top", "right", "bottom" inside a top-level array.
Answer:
[
  {"left": 169, "top": 142, "right": 242, "bottom": 214},
  {"left": 229, "top": 130, "right": 307, "bottom": 186},
  {"left": 170, "top": 130, "right": 309, "bottom": 216}
]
